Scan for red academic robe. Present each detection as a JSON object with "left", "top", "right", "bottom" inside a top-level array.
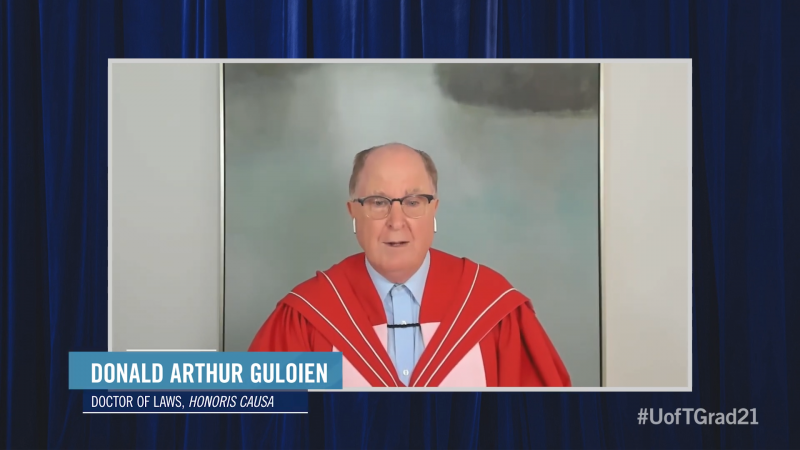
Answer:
[{"left": 249, "top": 248, "right": 571, "bottom": 387}]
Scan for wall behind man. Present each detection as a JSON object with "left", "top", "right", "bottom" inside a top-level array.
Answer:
[{"left": 223, "top": 63, "right": 602, "bottom": 387}]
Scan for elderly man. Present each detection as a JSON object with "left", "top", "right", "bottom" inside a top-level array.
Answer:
[{"left": 249, "top": 143, "right": 571, "bottom": 388}]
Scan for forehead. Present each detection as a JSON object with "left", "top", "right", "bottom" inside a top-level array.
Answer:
[{"left": 357, "top": 148, "right": 433, "bottom": 195}]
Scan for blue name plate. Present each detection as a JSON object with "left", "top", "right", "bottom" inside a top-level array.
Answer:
[
  {"left": 69, "top": 352, "right": 342, "bottom": 390},
  {"left": 82, "top": 390, "right": 308, "bottom": 414}
]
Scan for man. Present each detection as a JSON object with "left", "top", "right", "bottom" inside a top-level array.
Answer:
[{"left": 249, "top": 143, "right": 571, "bottom": 387}]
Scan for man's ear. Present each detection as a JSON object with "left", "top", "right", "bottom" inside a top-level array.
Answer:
[{"left": 347, "top": 200, "right": 355, "bottom": 218}]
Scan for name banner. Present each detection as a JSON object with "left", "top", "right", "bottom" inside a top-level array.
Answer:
[
  {"left": 83, "top": 391, "right": 308, "bottom": 414},
  {"left": 69, "top": 352, "right": 342, "bottom": 390}
]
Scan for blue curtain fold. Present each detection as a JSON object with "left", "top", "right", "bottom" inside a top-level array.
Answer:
[{"left": 1, "top": 0, "right": 797, "bottom": 448}]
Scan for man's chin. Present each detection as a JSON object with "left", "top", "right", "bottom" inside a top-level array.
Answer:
[{"left": 372, "top": 252, "right": 416, "bottom": 270}]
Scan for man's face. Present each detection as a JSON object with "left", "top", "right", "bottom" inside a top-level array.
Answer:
[{"left": 347, "top": 146, "right": 438, "bottom": 283}]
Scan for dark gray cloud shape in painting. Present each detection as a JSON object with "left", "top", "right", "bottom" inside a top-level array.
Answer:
[{"left": 434, "top": 63, "right": 600, "bottom": 114}]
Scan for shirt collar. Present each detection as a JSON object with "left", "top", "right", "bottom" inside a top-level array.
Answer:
[{"left": 365, "top": 251, "right": 430, "bottom": 305}]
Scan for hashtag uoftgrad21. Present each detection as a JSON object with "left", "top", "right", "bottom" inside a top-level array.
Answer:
[{"left": 638, "top": 408, "right": 759, "bottom": 425}]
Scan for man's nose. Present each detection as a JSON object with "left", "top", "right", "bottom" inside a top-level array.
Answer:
[{"left": 386, "top": 202, "right": 406, "bottom": 228}]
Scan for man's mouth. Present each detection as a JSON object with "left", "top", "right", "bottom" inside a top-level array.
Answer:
[{"left": 384, "top": 241, "right": 410, "bottom": 248}]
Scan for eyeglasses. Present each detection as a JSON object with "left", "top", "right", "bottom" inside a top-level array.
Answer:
[{"left": 351, "top": 194, "right": 435, "bottom": 220}]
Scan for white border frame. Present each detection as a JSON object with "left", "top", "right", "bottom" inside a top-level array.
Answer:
[
  {"left": 108, "top": 58, "right": 692, "bottom": 393},
  {"left": 108, "top": 61, "right": 113, "bottom": 351}
]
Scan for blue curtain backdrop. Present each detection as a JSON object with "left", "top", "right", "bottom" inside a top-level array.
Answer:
[{"left": 1, "top": 0, "right": 797, "bottom": 448}]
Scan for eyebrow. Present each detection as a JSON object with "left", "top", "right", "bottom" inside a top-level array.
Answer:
[{"left": 369, "top": 188, "right": 424, "bottom": 197}]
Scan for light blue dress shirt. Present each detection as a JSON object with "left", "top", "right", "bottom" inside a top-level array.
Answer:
[{"left": 365, "top": 251, "right": 430, "bottom": 386}]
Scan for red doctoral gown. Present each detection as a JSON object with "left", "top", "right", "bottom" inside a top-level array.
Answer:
[{"left": 249, "top": 248, "right": 571, "bottom": 387}]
